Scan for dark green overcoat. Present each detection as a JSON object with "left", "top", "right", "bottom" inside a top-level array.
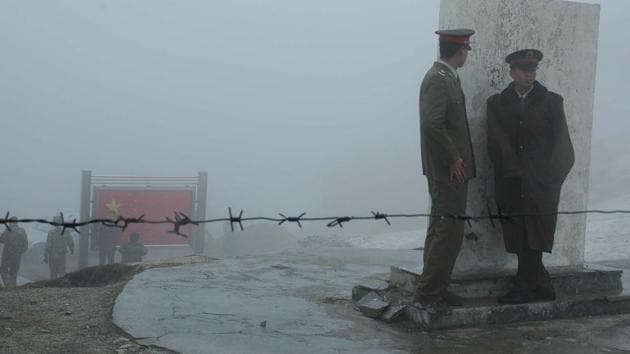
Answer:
[{"left": 487, "top": 81, "right": 574, "bottom": 253}]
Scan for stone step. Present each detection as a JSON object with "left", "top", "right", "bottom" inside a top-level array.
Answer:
[
  {"left": 405, "top": 290, "right": 630, "bottom": 330},
  {"left": 390, "top": 264, "right": 623, "bottom": 298},
  {"left": 352, "top": 264, "right": 629, "bottom": 329}
]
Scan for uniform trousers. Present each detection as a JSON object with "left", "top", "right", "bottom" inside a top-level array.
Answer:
[
  {"left": 416, "top": 177, "right": 468, "bottom": 303},
  {"left": 0, "top": 257, "right": 20, "bottom": 287}
]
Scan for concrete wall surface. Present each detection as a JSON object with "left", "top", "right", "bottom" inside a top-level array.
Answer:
[{"left": 438, "top": 0, "right": 600, "bottom": 273}]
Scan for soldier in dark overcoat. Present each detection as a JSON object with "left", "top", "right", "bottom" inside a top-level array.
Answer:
[
  {"left": 414, "top": 29, "right": 476, "bottom": 309},
  {"left": 487, "top": 49, "right": 574, "bottom": 304}
]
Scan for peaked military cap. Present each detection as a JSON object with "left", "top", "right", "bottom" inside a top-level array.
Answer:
[
  {"left": 435, "top": 29, "right": 475, "bottom": 46},
  {"left": 506, "top": 49, "right": 543, "bottom": 70}
]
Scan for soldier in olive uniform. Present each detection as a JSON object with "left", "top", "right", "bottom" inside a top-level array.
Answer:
[
  {"left": 118, "top": 232, "right": 147, "bottom": 263},
  {"left": 44, "top": 216, "right": 75, "bottom": 279},
  {"left": 415, "top": 29, "right": 476, "bottom": 308},
  {"left": 0, "top": 217, "right": 29, "bottom": 287},
  {"left": 487, "top": 49, "right": 574, "bottom": 304}
]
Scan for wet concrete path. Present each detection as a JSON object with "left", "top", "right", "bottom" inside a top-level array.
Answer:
[{"left": 113, "top": 247, "right": 630, "bottom": 354}]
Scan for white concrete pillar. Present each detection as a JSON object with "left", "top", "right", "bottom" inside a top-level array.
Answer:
[{"left": 438, "top": 0, "right": 600, "bottom": 273}]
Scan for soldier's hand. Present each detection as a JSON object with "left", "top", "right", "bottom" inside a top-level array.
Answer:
[{"left": 449, "top": 158, "right": 466, "bottom": 184}]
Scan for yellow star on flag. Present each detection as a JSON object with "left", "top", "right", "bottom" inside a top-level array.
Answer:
[{"left": 105, "top": 199, "right": 122, "bottom": 215}]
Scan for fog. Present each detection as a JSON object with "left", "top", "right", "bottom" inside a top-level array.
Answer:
[{"left": 0, "top": 0, "right": 627, "bottom": 238}]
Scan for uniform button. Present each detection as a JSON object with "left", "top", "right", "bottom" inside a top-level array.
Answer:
[
  {"left": 519, "top": 145, "right": 524, "bottom": 150},
  {"left": 521, "top": 194, "right": 524, "bottom": 198},
  {"left": 519, "top": 121, "right": 523, "bottom": 125}
]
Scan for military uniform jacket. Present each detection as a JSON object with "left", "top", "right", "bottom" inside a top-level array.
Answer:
[
  {"left": 487, "top": 81, "right": 574, "bottom": 253},
  {"left": 46, "top": 228, "right": 74, "bottom": 260},
  {"left": 0, "top": 227, "right": 28, "bottom": 262},
  {"left": 420, "top": 61, "right": 476, "bottom": 182}
]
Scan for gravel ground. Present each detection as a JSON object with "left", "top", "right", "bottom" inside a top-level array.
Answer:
[{"left": 0, "top": 264, "right": 176, "bottom": 354}]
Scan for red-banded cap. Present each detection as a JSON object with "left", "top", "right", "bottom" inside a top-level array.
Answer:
[{"left": 435, "top": 29, "right": 475, "bottom": 45}]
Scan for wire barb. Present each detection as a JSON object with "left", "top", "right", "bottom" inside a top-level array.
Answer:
[
  {"left": 371, "top": 211, "right": 391, "bottom": 226},
  {"left": 278, "top": 212, "right": 306, "bottom": 228},
  {"left": 167, "top": 212, "right": 194, "bottom": 238},
  {"left": 486, "top": 204, "right": 497, "bottom": 228},
  {"left": 327, "top": 216, "right": 352, "bottom": 228},
  {"left": 2, "top": 211, "right": 12, "bottom": 232},
  {"left": 457, "top": 215, "right": 473, "bottom": 228},
  {"left": 228, "top": 208, "right": 244, "bottom": 232},
  {"left": 60, "top": 212, "right": 71, "bottom": 235}
]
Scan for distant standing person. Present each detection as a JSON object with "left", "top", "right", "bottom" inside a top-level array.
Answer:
[
  {"left": 0, "top": 217, "right": 29, "bottom": 287},
  {"left": 487, "top": 49, "right": 574, "bottom": 304},
  {"left": 44, "top": 216, "right": 75, "bottom": 279},
  {"left": 415, "top": 29, "right": 476, "bottom": 309},
  {"left": 118, "top": 232, "right": 148, "bottom": 263},
  {"left": 97, "top": 211, "right": 121, "bottom": 265}
]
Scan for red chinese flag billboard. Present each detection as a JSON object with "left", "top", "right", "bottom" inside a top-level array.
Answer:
[{"left": 93, "top": 188, "right": 193, "bottom": 246}]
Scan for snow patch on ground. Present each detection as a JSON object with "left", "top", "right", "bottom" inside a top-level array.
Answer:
[
  {"left": 585, "top": 194, "right": 630, "bottom": 262},
  {"left": 345, "top": 230, "right": 425, "bottom": 250}
]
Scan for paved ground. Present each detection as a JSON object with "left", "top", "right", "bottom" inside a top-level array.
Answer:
[{"left": 113, "top": 247, "right": 630, "bottom": 354}]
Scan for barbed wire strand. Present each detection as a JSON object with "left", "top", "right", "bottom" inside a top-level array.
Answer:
[{"left": 1, "top": 208, "right": 630, "bottom": 237}]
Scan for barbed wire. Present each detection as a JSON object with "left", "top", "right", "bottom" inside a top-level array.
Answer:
[{"left": 1, "top": 207, "right": 630, "bottom": 238}]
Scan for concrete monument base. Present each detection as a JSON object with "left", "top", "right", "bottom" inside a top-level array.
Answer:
[{"left": 353, "top": 266, "right": 630, "bottom": 330}]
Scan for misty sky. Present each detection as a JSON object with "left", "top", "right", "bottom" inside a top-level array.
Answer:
[{"left": 1, "top": 0, "right": 628, "bottom": 235}]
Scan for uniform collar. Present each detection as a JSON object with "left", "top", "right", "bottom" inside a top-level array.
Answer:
[
  {"left": 501, "top": 81, "right": 547, "bottom": 105},
  {"left": 515, "top": 86, "right": 534, "bottom": 99},
  {"left": 436, "top": 60, "right": 459, "bottom": 79}
]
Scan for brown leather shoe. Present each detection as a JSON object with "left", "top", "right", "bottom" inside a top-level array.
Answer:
[{"left": 442, "top": 291, "right": 464, "bottom": 306}]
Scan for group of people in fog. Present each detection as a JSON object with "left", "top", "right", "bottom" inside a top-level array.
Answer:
[
  {"left": 0, "top": 214, "right": 147, "bottom": 287},
  {"left": 94, "top": 212, "right": 148, "bottom": 266}
]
